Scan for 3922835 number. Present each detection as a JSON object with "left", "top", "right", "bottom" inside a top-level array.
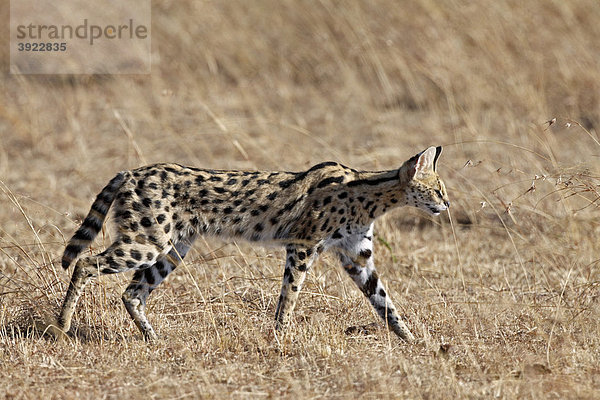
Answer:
[{"left": 17, "top": 42, "right": 67, "bottom": 52}]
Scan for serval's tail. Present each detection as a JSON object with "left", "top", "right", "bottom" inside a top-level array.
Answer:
[{"left": 61, "top": 171, "right": 129, "bottom": 269}]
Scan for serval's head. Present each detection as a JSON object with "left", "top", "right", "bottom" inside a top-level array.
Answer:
[{"left": 399, "top": 146, "right": 450, "bottom": 215}]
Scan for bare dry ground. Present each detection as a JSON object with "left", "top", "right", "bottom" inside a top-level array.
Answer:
[{"left": 2, "top": 1, "right": 600, "bottom": 398}]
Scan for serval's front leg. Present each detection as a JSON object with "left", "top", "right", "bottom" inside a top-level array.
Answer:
[
  {"left": 274, "top": 245, "right": 317, "bottom": 330},
  {"left": 337, "top": 229, "right": 414, "bottom": 342}
]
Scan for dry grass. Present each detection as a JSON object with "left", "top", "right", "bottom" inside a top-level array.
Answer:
[{"left": 2, "top": 0, "right": 600, "bottom": 398}]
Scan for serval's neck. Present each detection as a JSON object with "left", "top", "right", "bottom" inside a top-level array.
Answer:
[{"left": 346, "top": 169, "right": 408, "bottom": 223}]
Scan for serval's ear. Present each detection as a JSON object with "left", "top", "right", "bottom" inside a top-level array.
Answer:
[
  {"left": 433, "top": 146, "right": 442, "bottom": 172},
  {"left": 415, "top": 146, "right": 437, "bottom": 175},
  {"left": 399, "top": 146, "right": 436, "bottom": 183}
]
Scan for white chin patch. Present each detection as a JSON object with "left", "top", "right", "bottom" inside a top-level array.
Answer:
[{"left": 428, "top": 205, "right": 447, "bottom": 215}]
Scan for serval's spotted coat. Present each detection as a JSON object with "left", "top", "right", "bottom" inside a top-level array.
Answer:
[{"left": 52, "top": 146, "right": 449, "bottom": 342}]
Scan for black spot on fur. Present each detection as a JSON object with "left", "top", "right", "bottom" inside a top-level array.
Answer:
[
  {"left": 359, "top": 249, "right": 372, "bottom": 259},
  {"left": 131, "top": 250, "right": 142, "bottom": 261},
  {"left": 284, "top": 268, "right": 294, "bottom": 283},
  {"left": 317, "top": 176, "right": 344, "bottom": 188},
  {"left": 369, "top": 206, "right": 377, "bottom": 218},
  {"left": 287, "top": 256, "right": 296, "bottom": 268},
  {"left": 144, "top": 268, "right": 156, "bottom": 285},
  {"left": 117, "top": 210, "right": 132, "bottom": 220},
  {"left": 140, "top": 217, "right": 152, "bottom": 227},
  {"left": 363, "top": 272, "right": 379, "bottom": 297},
  {"left": 157, "top": 263, "right": 170, "bottom": 278},
  {"left": 278, "top": 179, "right": 295, "bottom": 189}
]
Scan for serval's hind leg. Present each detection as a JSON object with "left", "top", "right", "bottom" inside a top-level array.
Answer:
[
  {"left": 122, "top": 236, "right": 196, "bottom": 341},
  {"left": 53, "top": 239, "right": 165, "bottom": 338}
]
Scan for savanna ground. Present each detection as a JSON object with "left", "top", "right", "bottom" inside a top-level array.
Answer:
[{"left": 2, "top": 1, "right": 600, "bottom": 398}]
